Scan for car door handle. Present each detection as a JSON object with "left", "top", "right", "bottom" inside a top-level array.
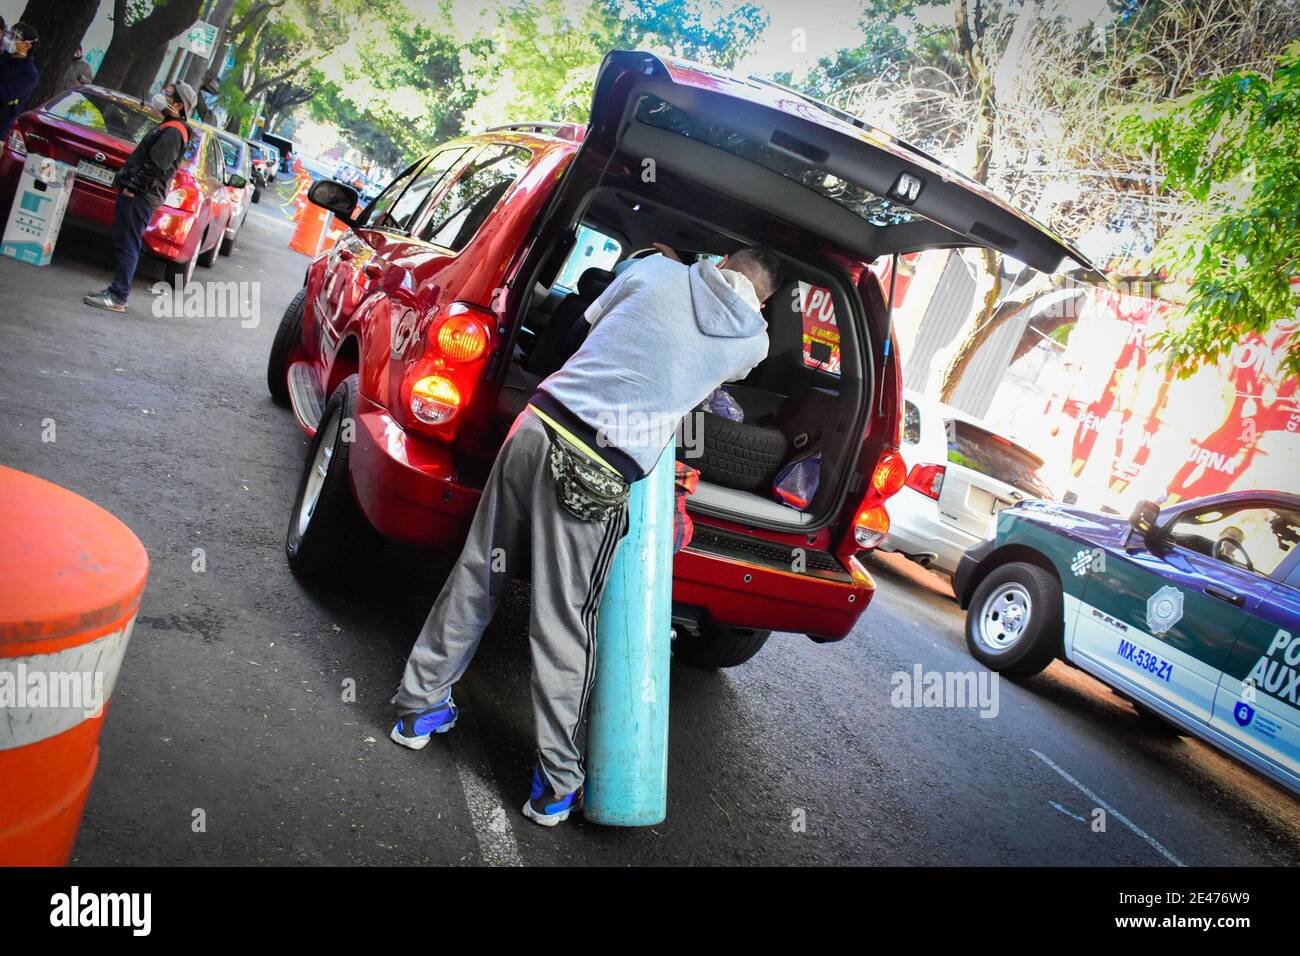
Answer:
[{"left": 1204, "top": 584, "right": 1245, "bottom": 607}]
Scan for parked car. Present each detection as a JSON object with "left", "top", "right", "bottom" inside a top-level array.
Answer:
[
  {"left": 245, "top": 139, "right": 271, "bottom": 202},
  {"left": 265, "top": 50, "right": 1090, "bottom": 667},
  {"left": 954, "top": 492, "right": 1300, "bottom": 794},
  {"left": 0, "top": 85, "right": 239, "bottom": 285},
  {"left": 261, "top": 131, "right": 295, "bottom": 172},
  {"left": 881, "top": 389, "right": 1052, "bottom": 575},
  {"left": 209, "top": 125, "right": 253, "bottom": 255}
]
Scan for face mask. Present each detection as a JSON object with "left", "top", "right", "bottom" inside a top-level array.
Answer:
[
  {"left": 2, "top": 36, "right": 15, "bottom": 54},
  {"left": 150, "top": 92, "right": 170, "bottom": 111}
]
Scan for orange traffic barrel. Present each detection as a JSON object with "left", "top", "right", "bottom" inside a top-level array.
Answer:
[
  {"left": 0, "top": 466, "right": 148, "bottom": 865},
  {"left": 289, "top": 201, "right": 329, "bottom": 256}
]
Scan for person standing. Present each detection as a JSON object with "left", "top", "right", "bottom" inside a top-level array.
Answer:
[
  {"left": 62, "top": 45, "right": 93, "bottom": 91},
  {"left": 84, "top": 82, "right": 197, "bottom": 313},
  {"left": 389, "top": 246, "right": 780, "bottom": 826},
  {"left": 0, "top": 22, "right": 39, "bottom": 145}
]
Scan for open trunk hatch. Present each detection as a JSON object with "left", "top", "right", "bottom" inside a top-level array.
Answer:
[{"left": 584, "top": 51, "right": 1093, "bottom": 275}]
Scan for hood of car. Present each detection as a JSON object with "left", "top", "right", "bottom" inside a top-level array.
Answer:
[{"left": 584, "top": 50, "right": 1094, "bottom": 275}]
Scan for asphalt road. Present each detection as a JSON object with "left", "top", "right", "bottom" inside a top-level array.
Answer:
[{"left": 2, "top": 190, "right": 1298, "bottom": 866}]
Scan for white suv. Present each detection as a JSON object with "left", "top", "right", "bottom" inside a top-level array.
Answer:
[{"left": 882, "top": 389, "right": 1054, "bottom": 575}]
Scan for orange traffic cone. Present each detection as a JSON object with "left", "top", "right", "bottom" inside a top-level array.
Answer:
[
  {"left": 289, "top": 202, "right": 330, "bottom": 256},
  {"left": 0, "top": 466, "right": 149, "bottom": 865}
]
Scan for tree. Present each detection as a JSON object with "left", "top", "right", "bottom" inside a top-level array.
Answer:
[
  {"left": 1120, "top": 41, "right": 1300, "bottom": 381},
  {"left": 17, "top": 0, "right": 100, "bottom": 107},
  {"left": 97, "top": 0, "right": 206, "bottom": 97}
]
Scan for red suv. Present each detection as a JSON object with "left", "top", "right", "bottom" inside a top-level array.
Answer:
[
  {"left": 1, "top": 85, "right": 240, "bottom": 284},
  {"left": 267, "top": 52, "right": 1089, "bottom": 667}
]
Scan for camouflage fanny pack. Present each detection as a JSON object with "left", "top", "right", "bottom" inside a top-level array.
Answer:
[{"left": 543, "top": 428, "right": 630, "bottom": 523}]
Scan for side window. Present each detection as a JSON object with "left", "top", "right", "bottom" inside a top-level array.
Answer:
[
  {"left": 359, "top": 161, "right": 422, "bottom": 229},
  {"left": 554, "top": 224, "right": 622, "bottom": 291},
  {"left": 380, "top": 146, "right": 470, "bottom": 235},
  {"left": 418, "top": 144, "right": 532, "bottom": 251},
  {"left": 1167, "top": 505, "right": 1300, "bottom": 579},
  {"left": 902, "top": 400, "right": 920, "bottom": 444},
  {"left": 799, "top": 283, "right": 841, "bottom": 375}
]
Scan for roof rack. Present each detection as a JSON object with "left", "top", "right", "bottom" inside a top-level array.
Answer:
[{"left": 483, "top": 122, "right": 585, "bottom": 142}]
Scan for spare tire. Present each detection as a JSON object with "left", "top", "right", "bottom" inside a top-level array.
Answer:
[{"left": 685, "top": 411, "right": 789, "bottom": 492}]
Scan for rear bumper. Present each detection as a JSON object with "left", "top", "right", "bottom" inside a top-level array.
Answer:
[
  {"left": 347, "top": 400, "right": 874, "bottom": 640},
  {"left": 880, "top": 487, "right": 981, "bottom": 574}
]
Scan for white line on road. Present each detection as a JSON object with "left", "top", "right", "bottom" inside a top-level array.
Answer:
[
  {"left": 1031, "top": 749, "right": 1186, "bottom": 867},
  {"left": 453, "top": 750, "right": 524, "bottom": 867},
  {"left": 1049, "top": 801, "right": 1086, "bottom": 823}
]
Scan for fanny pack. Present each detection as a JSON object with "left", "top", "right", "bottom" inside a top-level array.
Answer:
[{"left": 539, "top": 421, "right": 630, "bottom": 522}]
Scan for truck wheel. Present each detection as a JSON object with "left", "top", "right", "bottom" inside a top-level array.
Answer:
[
  {"left": 965, "top": 561, "right": 1062, "bottom": 677},
  {"left": 267, "top": 289, "right": 305, "bottom": 405},
  {"left": 673, "top": 623, "right": 771, "bottom": 668},
  {"left": 286, "top": 375, "right": 380, "bottom": 580}
]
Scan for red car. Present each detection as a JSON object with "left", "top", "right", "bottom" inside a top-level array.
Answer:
[
  {"left": 266, "top": 51, "right": 1090, "bottom": 667},
  {"left": 1, "top": 85, "right": 240, "bottom": 284}
]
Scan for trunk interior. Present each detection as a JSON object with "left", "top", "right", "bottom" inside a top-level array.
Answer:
[{"left": 494, "top": 184, "right": 870, "bottom": 533}]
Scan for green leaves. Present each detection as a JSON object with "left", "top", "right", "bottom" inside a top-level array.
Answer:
[{"left": 1123, "top": 41, "right": 1300, "bottom": 381}]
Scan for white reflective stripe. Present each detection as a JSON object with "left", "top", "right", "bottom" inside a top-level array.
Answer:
[{"left": 0, "top": 618, "right": 135, "bottom": 751}]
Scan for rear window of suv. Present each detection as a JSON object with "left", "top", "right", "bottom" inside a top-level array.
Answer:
[
  {"left": 634, "top": 93, "right": 929, "bottom": 229},
  {"left": 945, "top": 420, "right": 1051, "bottom": 498}
]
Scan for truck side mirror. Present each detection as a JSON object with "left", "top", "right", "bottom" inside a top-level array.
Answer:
[{"left": 1128, "top": 499, "right": 1161, "bottom": 551}]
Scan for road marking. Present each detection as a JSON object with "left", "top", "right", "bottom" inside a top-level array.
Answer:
[
  {"left": 1030, "top": 749, "right": 1185, "bottom": 867},
  {"left": 453, "top": 750, "right": 524, "bottom": 867},
  {"left": 1049, "top": 800, "right": 1086, "bottom": 823}
]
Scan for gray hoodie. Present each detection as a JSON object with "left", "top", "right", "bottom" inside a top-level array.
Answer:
[{"left": 532, "top": 255, "right": 769, "bottom": 480}]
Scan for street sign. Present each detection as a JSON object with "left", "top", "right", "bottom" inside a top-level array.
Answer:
[{"left": 182, "top": 20, "right": 218, "bottom": 58}]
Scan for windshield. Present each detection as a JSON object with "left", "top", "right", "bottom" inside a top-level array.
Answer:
[
  {"left": 946, "top": 420, "right": 1051, "bottom": 498},
  {"left": 44, "top": 90, "right": 158, "bottom": 144}
]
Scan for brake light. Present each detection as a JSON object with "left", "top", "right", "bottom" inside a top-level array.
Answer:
[
  {"left": 435, "top": 312, "right": 489, "bottom": 362},
  {"left": 410, "top": 375, "right": 461, "bottom": 425},
  {"left": 854, "top": 505, "right": 890, "bottom": 549},
  {"left": 871, "top": 449, "right": 907, "bottom": 498},
  {"left": 906, "top": 463, "right": 946, "bottom": 500},
  {"left": 7, "top": 128, "right": 25, "bottom": 156},
  {"left": 164, "top": 181, "right": 200, "bottom": 212}
]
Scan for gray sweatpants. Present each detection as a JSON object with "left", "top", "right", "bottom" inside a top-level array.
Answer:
[{"left": 392, "top": 410, "right": 629, "bottom": 797}]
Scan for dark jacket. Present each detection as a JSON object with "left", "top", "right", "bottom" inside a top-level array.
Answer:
[
  {"left": 115, "top": 118, "right": 191, "bottom": 207},
  {"left": 0, "top": 53, "right": 38, "bottom": 143}
]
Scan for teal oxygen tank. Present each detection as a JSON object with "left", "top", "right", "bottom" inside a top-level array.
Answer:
[{"left": 583, "top": 439, "right": 675, "bottom": 825}]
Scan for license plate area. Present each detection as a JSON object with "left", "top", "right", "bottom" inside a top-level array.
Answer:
[{"left": 76, "top": 160, "right": 115, "bottom": 186}]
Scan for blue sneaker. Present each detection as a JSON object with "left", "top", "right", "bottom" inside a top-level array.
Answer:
[
  {"left": 522, "top": 764, "right": 581, "bottom": 826},
  {"left": 390, "top": 695, "right": 458, "bottom": 750}
]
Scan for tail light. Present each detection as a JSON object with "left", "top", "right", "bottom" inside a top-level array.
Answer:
[
  {"left": 410, "top": 375, "right": 461, "bottom": 425},
  {"left": 164, "top": 174, "right": 201, "bottom": 212},
  {"left": 906, "top": 463, "right": 946, "bottom": 500},
  {"left": 400, "top": 302, "right": 494, "bottom": 435},
  {"left": 7, "top": 127, "right": 25, "bottom": 156},
  {"left": 850, "top": 447, "right": 906, "bottom": 550}
]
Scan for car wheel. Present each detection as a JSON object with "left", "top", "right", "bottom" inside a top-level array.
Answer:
[
  {"left": 267, "top": 288, "right": 305, "bottom": 405},
  {"left": 252, "top": 187, "right": 262, "bottom": 204},
  {"left": 162, "top": 249, "right": 198, "bottom": 288},
  {"left": 286, "top": 375, "right": 380, "bottom": 580},
  {"left": 220, "top": 226, "right": 236, "bottom": 256},
  {"left": 965, "top": 561, "right": 1062, "bottom": 677},
  {"left": 689, "top": 412, "right": 789, "bottom": 492},
  {"left": 198, "top": 230, "right": 219, "bottom": 268},
  {"left": 672, "top": 623, "right": 771, "bottom": 668}
]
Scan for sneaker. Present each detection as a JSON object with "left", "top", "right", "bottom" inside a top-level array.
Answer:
[
  {"left": 390, "top": 695, "right": 458, "bottom": 750},
  {"left": 84, "top": 290, "right": 126, "bottom": 312},
  {"left": 522, "top": 764, "right": 582, "bottom": 827}
]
